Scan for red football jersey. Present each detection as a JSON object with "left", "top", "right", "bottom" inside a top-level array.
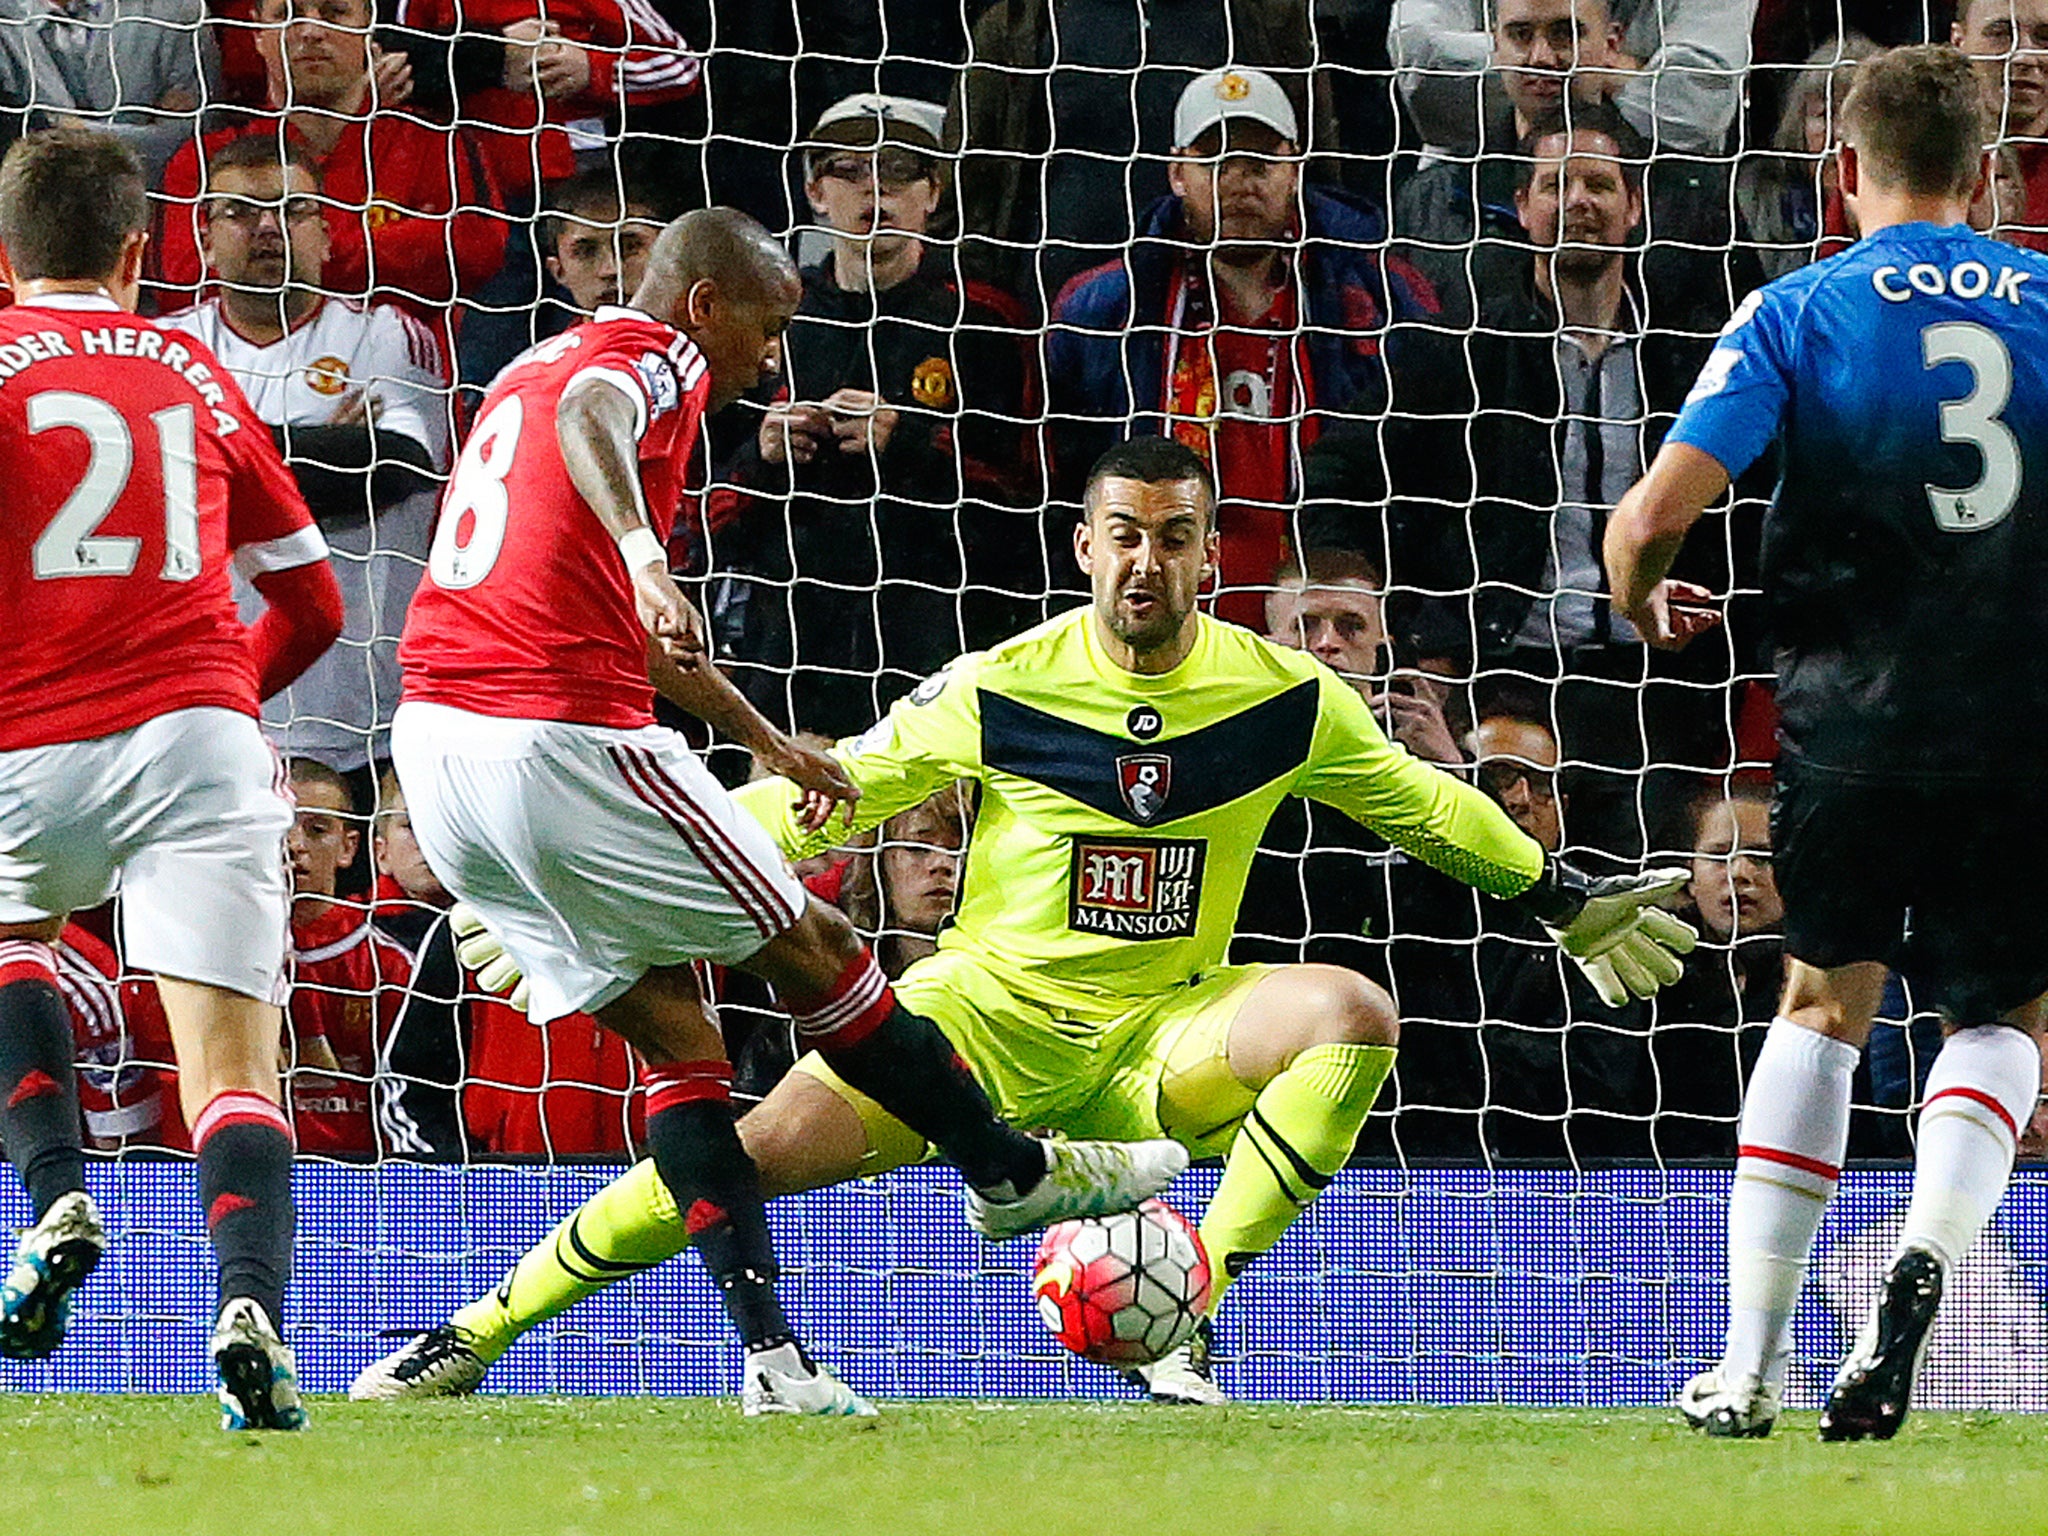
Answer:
[
  {"left": 461, "top": 996, "right": 642, "bottom": 1156},
  {"left": 400, "top": 307, "right": 710, "bottom": 729},
  {"left": 0, "top": 295, "right": 324, "bottom": 752},
  {"left": 154, "top": 113, "right": 505, "bottom": 366},
  {"left": 55, "top": 924, "right": 184, "bottom": 1151},
  {"left": 286, "top": 899, "right": 414, "bottom": 1157},
  {"left": 393, "top": 0, "right": 699, "bottom": 198}
]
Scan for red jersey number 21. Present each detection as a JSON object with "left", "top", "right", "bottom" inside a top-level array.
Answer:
[{"left": 29, "top": 392, "right": 200, "bottom": 582}]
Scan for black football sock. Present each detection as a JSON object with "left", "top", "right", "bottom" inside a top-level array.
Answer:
[
  {"left": 0, "top": 947, "right": 86, "bottom": 1218},
  {"left": 787, "top": 952, "right": 1045, "bottom": 1198},
  {"left": 192, "top": 1093, "right": 296, "bottom": 1325},
  {"left": 641, "top": 1061, "right": 791, "bottom": 1350}
]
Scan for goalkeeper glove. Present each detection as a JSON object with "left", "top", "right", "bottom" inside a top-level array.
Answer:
[
  {"left": 1514, "top": 859, "right": 1697, "bottom": 1008},
  {"left": 449, "top": 901, "right": 530, "bottom": 1014}
]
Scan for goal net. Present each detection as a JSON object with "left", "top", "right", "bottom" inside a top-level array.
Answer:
[{"left": 8, "top": 0, "right": 2043, "bottom": 1408}]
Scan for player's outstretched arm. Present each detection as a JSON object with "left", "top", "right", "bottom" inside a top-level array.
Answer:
[
  {"left": 244, "top": 559, "right": 345, "bottom": 700},
  {"left": 1606, "top": 441, "right": 1731, "bottom": 650},
  {"left": 647, "top": 639, "right": 857, "bottom": 830},
  {"left": 210, "top": 342, "right": 344, "bottom": 696},
  {"left": 223, "top": 372, "right": 346, "bottom": 697},
  {"left": 731, "top": 659, "right": 986, "bottom": 860},
  {"left": 1298, "top": 670, "right": 1694, "bottom": 1003},
  {"left": 1299, "top": 670, "right": 1548, "bottom": 897}
]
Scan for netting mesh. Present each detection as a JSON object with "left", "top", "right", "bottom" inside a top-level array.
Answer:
[{"left": 8, "top": 0, "right": 2039, "bottom": 1402}]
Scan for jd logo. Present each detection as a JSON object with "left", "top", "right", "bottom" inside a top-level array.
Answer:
[
  {"left": 1116, "top": 754, "right": 1171, "bottom": 824},
  {"left": 1126, "top": 705, "right": 1162, "bottom": 740}
]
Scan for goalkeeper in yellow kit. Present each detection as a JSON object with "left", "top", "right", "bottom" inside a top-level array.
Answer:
[{"left": 353, "top": 436, "right": 1697, "bottom": 1405}]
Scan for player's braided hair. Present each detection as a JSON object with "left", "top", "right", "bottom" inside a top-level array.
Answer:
[
  {"left": 0, "top": 128, "right": 147, "bottom": 284},
  {"left": 1842, "top": 44, "right": 1986, "bottom": 197}
]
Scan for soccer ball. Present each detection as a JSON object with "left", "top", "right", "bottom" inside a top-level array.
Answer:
[{"left": 1032, "top": 1198, "right": 1212, "bottom": 1366}]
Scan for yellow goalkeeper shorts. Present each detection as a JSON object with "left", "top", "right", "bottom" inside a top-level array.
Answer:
[{"left": 790, "top": 949, "right": 1274, "bottom": 1174}]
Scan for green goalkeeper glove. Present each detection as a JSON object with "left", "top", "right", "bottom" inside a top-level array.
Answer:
[
  {"left": 449, "top": 901, "right": 530, "bottom": 1014},
  {"left": 1515, "top": 861, "right": 1697, "bottom": 1008}
]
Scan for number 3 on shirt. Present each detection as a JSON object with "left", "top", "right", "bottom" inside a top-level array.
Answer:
[
  {"left": 1922, "top": 321, "right": 2021, "bottom": 533},
  {"left": 429, "top": 394, "right": 523, "bottom": 589}
]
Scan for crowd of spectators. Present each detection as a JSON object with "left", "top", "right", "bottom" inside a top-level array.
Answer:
[{"left": 20, "top": 0, "right": 2016, "bottom": 1164}]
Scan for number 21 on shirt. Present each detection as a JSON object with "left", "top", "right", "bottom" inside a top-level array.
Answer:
[{"left": 28, "top": 391, "right": 201, "bottom": 582}]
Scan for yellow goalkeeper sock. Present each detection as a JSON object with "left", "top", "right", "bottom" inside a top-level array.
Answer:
[
  {"left": 451, "top": 1158, "right": 689, "bottom": 1362},
  {"left": 1198, "top": 1042, "right": 1394, "bottom": 1313}
]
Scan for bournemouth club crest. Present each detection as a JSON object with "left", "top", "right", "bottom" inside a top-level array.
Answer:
[{"left": 1116, "top": 754, "right": 1171, "bottom": 825}]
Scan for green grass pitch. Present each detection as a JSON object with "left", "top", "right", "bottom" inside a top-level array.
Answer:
[{"left": 2, "top": 1398, "right": 2043, "bottom": 1536}]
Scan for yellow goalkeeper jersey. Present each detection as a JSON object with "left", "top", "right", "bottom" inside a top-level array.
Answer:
[{"left": 734, "top": 607, "right": 1545, "bottom": 1021}]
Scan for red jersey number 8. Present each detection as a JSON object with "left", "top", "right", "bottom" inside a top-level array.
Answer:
[{"left": 429, "top": 393, "right": 523, "bottom": 590}]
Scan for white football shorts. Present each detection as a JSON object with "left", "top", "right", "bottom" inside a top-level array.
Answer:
[
  {"left": 0, "top": 706, "right": 293, "bottom": 1003},
  {"left": 389, "top": 701, "right": 807, "bottom": 1024}
]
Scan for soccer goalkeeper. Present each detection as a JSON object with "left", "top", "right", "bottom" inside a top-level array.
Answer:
[{"left": 354, "top": 436, "right": 1696, "bottom": 1405}]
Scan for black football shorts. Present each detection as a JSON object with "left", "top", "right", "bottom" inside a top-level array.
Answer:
[{"left": 1771, "top": 757, "right": 2048, "bottom": 1022}]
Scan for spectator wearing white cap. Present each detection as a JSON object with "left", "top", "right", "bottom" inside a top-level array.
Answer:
[
  {"left": 1044, "top": 66, "right": 1439, "bottom": 631},
  {"left": 705, "top": 92, "right": 1040, "bottom": 737},
  {"left": 950, "top": 0, "right": 1333, "bottom": 300}
]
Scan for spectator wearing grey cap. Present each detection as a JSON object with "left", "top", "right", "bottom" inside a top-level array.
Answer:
[
  {"left": 705, "top": 93, "right": 1040, "bottom": 738},
  {"left": 1044, "top": 67, "right": 1439, "bottom": 631}
]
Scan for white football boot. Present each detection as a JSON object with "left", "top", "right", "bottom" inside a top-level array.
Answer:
[
  {"left": 964, "top": 1137, "right": 1189, "bottom": 1243},
  {"left": 740, "top": 1341, "right": 877, "bottom": 1418},
  {"left": 349, "top": 1323, "right": 491, "bottom": 1401},
  {"left": 1676, "top": 1365, "right": 1781, "bottom": 1438},
  {"left": 1126, "top": 1317, "right": 1228, "bottom": 1406},
  {"left": 0, "top": 1190, "right": 106, "bottom": 1361},
  {"left": 212, "top": 1296, "right": 308, "bottom": 1431}
]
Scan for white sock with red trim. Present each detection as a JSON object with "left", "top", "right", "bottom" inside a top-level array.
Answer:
[
  {"left": 1897, "top": 1024, "right": 2038, "bottom": 1273},
  {"left": 1721, "top": 1017, "right": 1860, "bottom": 1391}
]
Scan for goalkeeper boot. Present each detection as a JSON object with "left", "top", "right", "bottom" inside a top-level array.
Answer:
[
  {"left": 349, "top": 1323, "right": 490, "bottom": 1401},
  {"left": 1676, "top": 1366, "right": 1781, "bottom": 1438},
  {"left": 0, "top": 1190, "right": 106, "bottom": 1361},
  {"left": 1819, "top": 1246, "right": 1944, "bottom": 1443},
  {"left": 212, "top": 1296, "right": 308, "bottom": 1431},
  {"left": 740, "top": 1341, "right": 877, "bottom": 1418},
  {"left": 1126, "top": 1317, "right": 1227, "bottom": 1406},
  {"left": 964, "top": 1137, "right": 1190, "bottom": 1243}
]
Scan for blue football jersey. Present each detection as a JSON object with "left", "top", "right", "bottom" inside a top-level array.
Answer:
[{"left": 1668, "top": 221, "right": 2048, "bottom": 780}]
